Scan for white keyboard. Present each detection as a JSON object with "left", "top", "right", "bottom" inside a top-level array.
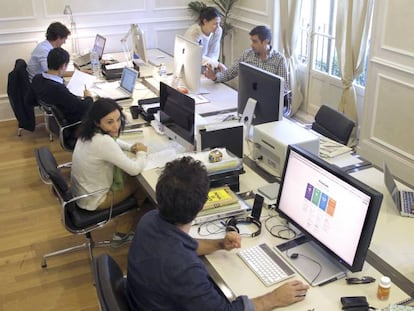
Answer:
[{"left": 238, "top": 243, "right": 295, "bottom": 287}]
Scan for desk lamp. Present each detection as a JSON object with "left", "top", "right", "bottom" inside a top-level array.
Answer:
[
  {"left": 120, "top": 24, "right": 136, "bottom": 66},
  {"left": 63, "top": 4, "right": 80, "bottom": 56}
]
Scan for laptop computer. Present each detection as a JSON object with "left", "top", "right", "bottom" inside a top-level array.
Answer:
[
  {"left": 94, "top": 67, "right": 138, "bottom": 101},
  {"left": 73, "top": 34, "right": 106, "bottom": 68},
  {"left": 383, "top": 162, "right": 414, "bottom": 217}
]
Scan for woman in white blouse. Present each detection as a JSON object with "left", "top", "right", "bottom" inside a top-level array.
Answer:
[
  {"left": 184, "top": 6, "right": 224, "bottom": 68},
  {"left": 71, "top": 98, "right": 148, "bottom": 247}
]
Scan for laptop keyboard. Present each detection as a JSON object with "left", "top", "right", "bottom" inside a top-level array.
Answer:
[
  {"left": 401, "top": 191, "right": 414, "bottom": 214},
  {"left": 238, "top": 243, "right": 295, "bottom": 287}
]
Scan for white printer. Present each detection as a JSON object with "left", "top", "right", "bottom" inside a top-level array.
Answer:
[{"left": 252, "top": 119, "right": 320, "bottom": 177}]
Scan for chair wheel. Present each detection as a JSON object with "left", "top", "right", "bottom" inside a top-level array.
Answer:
[{"left": 41, "top": 263, "right": 47, "bottom": 268}]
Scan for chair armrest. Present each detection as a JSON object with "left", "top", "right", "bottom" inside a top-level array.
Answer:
[{"left": 63, "top": 188, "right": 116, "bottom": 226}]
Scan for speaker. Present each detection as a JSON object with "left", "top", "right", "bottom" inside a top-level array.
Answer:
[{"left": 224, "top": 216, "right": 262, "bottom": 237}]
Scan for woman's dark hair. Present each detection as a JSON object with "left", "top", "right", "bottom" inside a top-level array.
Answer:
[
  {"left": 47, "top": 48, "right": 70, "bottom": 70},
  {"left": 156, "top": 157, "right": 209, "bottom": 225},
  {"left": 198, "top": 7, "right": 221, "bottom": 25},
  {"left": 77, "top": 98, "right": 126, "bottom": 141},
  {"left": 249, "top": 25, "right": 272, "bottom": 45},
  {"left": 46, "top": 22, "right": 71, "bottom": 41}
]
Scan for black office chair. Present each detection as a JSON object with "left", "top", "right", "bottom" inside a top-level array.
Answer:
[
  {"left": 93, "top": 253, "right": 131, "bottom": 311},
  {"left": 311, "top": 105, "right": 355, "bottom": 145},
  {"left": 34, "top": 146, "right": 137, "bottom": 268},
  {"left": 49, "top": 105, "right": 82, "bottom": 152}
]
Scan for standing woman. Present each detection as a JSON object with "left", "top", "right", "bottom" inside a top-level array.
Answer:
[
  {"left": 184, "top": 6, "right": 224, "bottom": 68},
  {"left": 71, "top": 98, "right": 148, "bottom": 247}
]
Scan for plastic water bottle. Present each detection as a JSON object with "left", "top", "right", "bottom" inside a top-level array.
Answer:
[
  {"left": 90, "top": 49, "right": 100, "bottom": 77},
  {"left": 159, "top": 63, "right": 167, "bottom": 77}
]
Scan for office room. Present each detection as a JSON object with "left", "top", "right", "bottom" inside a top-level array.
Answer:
[{"left": 1, "top": 0, "right": 414, "bottom": 310}]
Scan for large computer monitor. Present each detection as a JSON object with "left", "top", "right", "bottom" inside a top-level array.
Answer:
[
  {"left": 160, "top": 82, "right": 195, "bottom": 151},
  {"left": 238, "top": 62, "right": 284, "bottom": 126},
  {"left": 131, "top": 24, "right": 148, "bottom": 63},
  {"left": 173, "top": 35, "right": 203, "bottom": 94},
  {"left": 275, "top": 145, "right": 382, "bottom": 286}
]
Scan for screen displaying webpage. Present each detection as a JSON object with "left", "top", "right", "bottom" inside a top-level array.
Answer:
[{"left": 278, "top": 150, "right": 371, "bottom": 266}]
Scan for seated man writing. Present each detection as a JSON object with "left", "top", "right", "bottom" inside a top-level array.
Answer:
[
  {"left": 27, "top": 47, "right": 93, "bottom": 125},
  {"left": 127, "top": 156, "right": 309, "bottom": 311}
]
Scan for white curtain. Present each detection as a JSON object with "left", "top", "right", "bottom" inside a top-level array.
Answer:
[
  {"left": 279, "top": 0, "right": 303, "bottom": 117},
  {"left": 335, "top": 0, "right": 373, "bottom": 123}
]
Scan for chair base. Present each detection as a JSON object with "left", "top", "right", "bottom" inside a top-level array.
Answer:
[{"left": 41, "top": 237, "right": 111, "bottom": 268}]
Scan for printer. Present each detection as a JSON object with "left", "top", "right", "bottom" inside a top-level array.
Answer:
[{"left": 252, "top": 119, "right": 320, "bottom": 177}]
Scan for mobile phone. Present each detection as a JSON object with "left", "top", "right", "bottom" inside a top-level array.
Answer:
[{"left": 251, "top": 194, "right": 264, "bottom": 221}]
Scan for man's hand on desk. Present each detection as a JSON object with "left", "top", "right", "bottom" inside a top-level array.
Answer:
[
  {"left": 222, "top": 231, "right": 241, "bottom": 250},
  {"left": 204, "top": 63, "right": 226, "bottom": 81},
  {"left": 252, "top": 280, "right": 310, "bottom": 311}
]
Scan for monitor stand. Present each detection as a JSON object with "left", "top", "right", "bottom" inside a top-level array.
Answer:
[
  {"left": 276, "top": 235, "right": 348, "bottom": 286},
  {"left": 241, "top": 97, "right": 256, "bottom": 140}
]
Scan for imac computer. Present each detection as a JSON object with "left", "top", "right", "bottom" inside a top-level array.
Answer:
[
  {"left": 275, "top": 145, "right": 383, "bottom": 286},
  {"left": 238, "top": 62, "right": 285, "bottom": 127},
  {"left": 160, "top": 81, "right": 195, "bottom": 151},
  {"left": 131, "top": 24, "right": 148, "bottom": 64},
  {"left": 173, "top": 35, "right": 203, "bottom": 94}
]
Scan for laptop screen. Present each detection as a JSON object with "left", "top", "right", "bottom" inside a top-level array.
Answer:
[
  {"left": 120, "top": 67, "right": 138, "bottom": 94},
  {"left": 383, "top": 163, "right": 400, "bottom": 207},
  {"left": 93, "top": 34, "right": 106, "bottom": 58}
]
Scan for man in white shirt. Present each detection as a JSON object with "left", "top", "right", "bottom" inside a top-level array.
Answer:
[{"left": 27, "top": 22, "right": 71, "bottom": 81}]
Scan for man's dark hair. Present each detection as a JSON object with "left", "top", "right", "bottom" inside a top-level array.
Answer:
[
  {"left": 47, "top": 47, "right": 70, "bottom": 70},
  {"left": 46, "top": 22, "right": 71, "bottom": 41},
  {"left": 78, "top": 98, "right": 126, "bottom": 141},
  {"left": 249, "top": 25, "right": 272, "bottom": 45},
  {"left": 156, "top": 157, "right": 209, "bottom": 225}
]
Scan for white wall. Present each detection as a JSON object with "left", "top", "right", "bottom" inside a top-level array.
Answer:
[{"left": 358, "top": 0, "right": 414, "bottom": 184}]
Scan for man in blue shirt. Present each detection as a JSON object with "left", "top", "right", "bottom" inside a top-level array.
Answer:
[
  {"left": 27, "top": 22, "right": 71, "bottom": 81},
  {"left": 127, "top": 157, "right": 308, "bottom": 311}
]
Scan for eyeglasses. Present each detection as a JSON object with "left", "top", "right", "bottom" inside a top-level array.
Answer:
[{"left": 346, "top": 276, "right": 376, "bottom": 284}]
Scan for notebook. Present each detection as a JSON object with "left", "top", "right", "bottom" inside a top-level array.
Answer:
[
  {"left": 93, "top": 67, "right": 138, "bottom": 101},
  {"left": 73, "top": 34, "right": 106, "bottom": 68},
  {"left": 383, "top": 162, "right": 414, "bottom": 217}
]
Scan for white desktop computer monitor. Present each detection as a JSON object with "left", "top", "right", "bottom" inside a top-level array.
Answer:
[
  {"left": 173, "top": 35, "right": 202, "bottom": 94},
  {"left": 275, "top": 145, "right": 383, "bottom": 286},
  {"left": 159, "top": 82, "right": 195, "bottom": 151},
  {"left": 131, "top": 24, "right": 148, "bottom": 64},
  {"left": 238, "top": 62, "right": 284, "bottom": 126}
]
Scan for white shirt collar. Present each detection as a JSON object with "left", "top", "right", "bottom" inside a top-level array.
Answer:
[{"left": 42, "top": 72, "right": 64, "bottom": 84}]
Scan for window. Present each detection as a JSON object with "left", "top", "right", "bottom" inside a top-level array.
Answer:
[{"left": 296, "top": 0, "right": 371, "bottom": 87}]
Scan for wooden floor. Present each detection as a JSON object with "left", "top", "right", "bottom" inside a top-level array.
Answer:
[{"left": 0, "top": 120, "right": 129, "bottom": 311}]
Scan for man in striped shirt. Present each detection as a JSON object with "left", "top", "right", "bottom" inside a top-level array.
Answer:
[{"left": 204, "top": 25, "right": 290, "bottom": 95}]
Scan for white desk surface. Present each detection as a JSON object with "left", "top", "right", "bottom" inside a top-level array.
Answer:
[
  {"left": 190, "top": 208, "right": 409, "bottom": 310},
  {"left": 351, "top": 167, "right": 414, "bottom": 284}
]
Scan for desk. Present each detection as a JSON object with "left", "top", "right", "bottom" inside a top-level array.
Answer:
[{"left": 351, "top": 167, "right": 414, "bottom": 289}]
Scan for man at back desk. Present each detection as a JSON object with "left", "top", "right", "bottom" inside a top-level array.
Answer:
[
  {"left": 204, "top": 25, "right": 290, "bottom": 96},
  {"left": 27, "top": 47, "right": 93, "bottom": 125},
  {"left": 127, "top": 156, "right": 308, "bottom": 311}
]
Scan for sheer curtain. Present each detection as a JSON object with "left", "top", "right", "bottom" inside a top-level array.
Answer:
[
  {"left": 335, "top": 0, "right": 373, "bottom": 123},
  {"left": 279, "top": 0, "right": 303, "bottom": 117}
]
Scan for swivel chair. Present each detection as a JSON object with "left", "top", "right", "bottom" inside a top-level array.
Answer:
[
  {"left": 93, "top": 253, "right": 131, "bottom": 311},
  {"left": 34, "top": 146, "right": 137, "bottom": 268},
  {"left": 311, "top": 105, "right": 355, "bottom": 145},
  {"left": 50, "top": 105, "right": 81, "bottom": 152}
]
